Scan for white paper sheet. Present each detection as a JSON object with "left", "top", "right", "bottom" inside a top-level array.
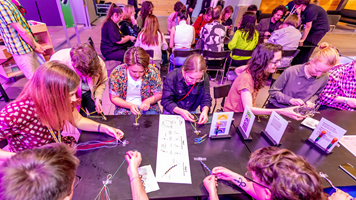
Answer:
[
  {"left": 265, "top": 111, "right": 288, "bottom": 144},
  {"left": 138, "top": 165, "right": 160, "bottom": 193},
  {"left": 339, "top": 135, "right": 356, "bottom": 157},
  {"left": 156, "top": 115, "right": 192, "bottom": 184}
]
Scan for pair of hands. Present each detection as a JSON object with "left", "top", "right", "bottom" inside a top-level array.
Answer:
[
  {"left": 179, "top": 109, "right": 208, "bottom": 124},
  {"left": 130, "top": 99, "right": 152, "bottom": 115},
  {"left": 103, "top": 125, "right": 124, "bottom": 140},
  {"left": 125, "top": 151, "right": 142, "bottom": 178},
  {"left": 203, "top": 167, "right": 236, "bottom": 196},
  {"left": 346, "top": 98, "right": 356, "bottom": 108},
  {"left": 289, "top": 98, "right": 315, "bottom": 107},
  {"left": 328, "top": 189, "right": 354, "bottom": 200},
  {"left": 34, "top": 42, "right": 45, "bottom": 54}
]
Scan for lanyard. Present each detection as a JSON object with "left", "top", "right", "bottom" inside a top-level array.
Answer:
[
  {"left": 178, "top": 82, "right": 196, "bottom": 101},
  {"left": 47, "top": 127, "right": 62, "bottom": 143}
]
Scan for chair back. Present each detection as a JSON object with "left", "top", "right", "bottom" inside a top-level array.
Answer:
[
  {"left": 145, "top": 49, "right": 154, "bottom": 65},
  {"left": 88, "top": 36, "right": 94, "bottom": 48},
  {"left": 173, "top": 49, "right": 200, "bottom": 68},
  {"left": 282, "top": 49, "right": 300, "bottom": 58},
  {"left": 212, "top": 84, "right": 231, "bottom": 113},
  {"left": 232, "top": 49, "right": 254, "bottom": 57}
]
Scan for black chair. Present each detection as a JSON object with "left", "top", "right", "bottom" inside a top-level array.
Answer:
[
  {"left": 173, "top": 49, "right": 200, "bottom": 68},
  {"left": 211, "top": 84, "right": 231, "bottom": 114},
  {"left": 145, "top": 49, "right": 154, "bottom": 65},
  {"left": 88, "top": 36, "right": 94, "bottom": 48},
  {"left": 0, "top": 83, "right": 10, "bottom": 102},
  {"left": 202, "top": 50, "right": 230, "bottom": 84},
  {"left": 226, "top": 49, "right": 254, "bottom": 73}
]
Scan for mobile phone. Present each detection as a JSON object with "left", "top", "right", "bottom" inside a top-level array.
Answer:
[{"left": 339, "top": 163, "right": 356, "bottom": 181}]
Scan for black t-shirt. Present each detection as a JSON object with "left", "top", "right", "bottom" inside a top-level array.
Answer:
[
  {"left": 100, "top": 19, "right": 131, "bottom": 56},
  {"left": 268, "top": 19, "right": 277, "bottom": 33},
  {"left": 302, "top": 4, "right": 330, "bottom": 33},
  {"left": 286, "top": 1, "right": 294, "bottom": 12},
  {"left": 222, "top": 18, "right": 232, "bottom": 27}
]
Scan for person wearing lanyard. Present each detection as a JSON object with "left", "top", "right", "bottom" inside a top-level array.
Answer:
[
  {"left": 109, "top": 47, "right": 162, "bottom": 115},
  {"left": 161, "top": 54, "right": 212, "bottom": 124},
  {"left": 0, "top": 61, "right": 124, "bottom": 161}
]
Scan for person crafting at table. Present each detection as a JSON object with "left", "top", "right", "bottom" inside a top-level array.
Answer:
[
  {"left": 50, "top": 43, "right": 107, "bottom": 117},
  {"left": 0, "top": 143, "right": 150, "bottom": 200},
  {"left": 0, "top": 61, "right": 124, "bottom": 161},
  {"left": 267, "top": 42, "right": 340, "bottom": 109},
  {"left": 203, "top": 146, "right": 324, "bottom": 200},
  {"left": 109, "top": 47, "right": 162, "bottom": 115},
  {"left": 161, "top": 54, "right": 212, "bottom": 124},
  {"left": 224, "top": 43, "right": 304, "bottom": 120}
]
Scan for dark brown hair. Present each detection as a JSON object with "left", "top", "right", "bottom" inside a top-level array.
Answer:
[
  {"left": 247, "top": 43, "right": 282, "bottom": 91},
  {"left": 140, "top": 1, "right": 153, "bottom": 26},
  {"left": 272, "top": 5, "right": 287, "bottom": 17},
  {"left": 247, "top": 4, "right": 258, "bottom": 12},
  {"left": 124, "top": 47, "right": 150, "bottom": 70},
  {"left": 293, "top": 0, "right": 310, "bottom": 6},
  {"left": 102, "top": 3, "right": 122, "bottom": 27},
  {"left": 182, "top": 54, "right": 207, "bottom": 73},
  {"left": 177, "top": 10, "right": 189, "bottom": 21},
  {"left": 0, "top": 143, "right": 79, "bottom": 200},
  {"left": 212, "top": 5, "right": 222, "bottom": 20},
  {"left": 70, "top": 43, "right": 102, "bottom": 77},
  {"left": 238, "top": 12, "right": 257, "bottom": 41},
  {"left": 248, "top": 147, "right": 323, "bottom": 200},
  {"left": 221, "top": 5, "right": 234, "bottom": 22},
  {"left": 174, "top": 1, "right": 185, "bottom": 12}
]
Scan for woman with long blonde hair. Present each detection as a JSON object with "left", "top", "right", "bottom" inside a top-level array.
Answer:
[
  {"left": 135, "top": 15, "right": 168, "bottom": 69},
  {"left": 120, "top": 4, "right": 139, "bottom": 43},
  {"left": 0, "top": 61, "right": 124, "bottom": 160}
]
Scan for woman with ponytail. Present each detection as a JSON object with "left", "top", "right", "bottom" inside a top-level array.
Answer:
[{"left": 101, "top": 3, "right": 136, "bottom": 62}]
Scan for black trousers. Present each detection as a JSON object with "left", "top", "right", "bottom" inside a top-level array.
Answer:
[
  {"left": 103, "top": 49, "right": 126, "bottom": 62},
  {"left": 291, "top": 31, "right": 326, "bottom": 65},
  {"left": 80, "top": 90, "right": 97, "bottom": 117}
]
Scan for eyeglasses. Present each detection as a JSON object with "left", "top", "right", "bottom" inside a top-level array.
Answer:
[
  {"left": 244, "top": 171, "right": 269, "bottom": 189},
  {"left": 270, "top": 59, "right": 282, "bottom": 65},
  {"left": 74, "top": 175, "right": 82, "bottom": 189},
  {"left": 183, "top": 70, "right": 204, "bottom": 83}
]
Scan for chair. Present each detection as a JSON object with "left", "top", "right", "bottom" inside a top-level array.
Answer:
[
  {"left": 226, "top": 49, "right": 254, "bottom": 74},
  {"left": 202, "top": 50, "right": 230, "bottom": 84},
  {"left": 211, "top": 84, "right": 231, "bottom": 114},
  {"left": 173, "top": 49, "right": 200, "bottom": 68},
  {"left": 0, "top": 83, "right": 10, "bottom": 102},
  {"left": 261, "top": 49, "right": 300, "bottom": 108},
  {"left": 88, "top": 36, "right": 95, "bottom": 48},
  {"left": 145, "top": 49, "right": 154, "bottom": 65}
]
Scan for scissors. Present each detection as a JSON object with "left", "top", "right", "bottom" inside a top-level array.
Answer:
[{"left": 194, "top": 134, "right": 207, "bottom": 144}]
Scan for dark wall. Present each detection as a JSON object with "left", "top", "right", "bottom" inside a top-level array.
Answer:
[{"left": 19, "top": 0, "right": 62, "bottom": 26}]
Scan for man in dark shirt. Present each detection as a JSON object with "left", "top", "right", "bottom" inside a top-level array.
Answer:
[
  {"left": 292, "top": 0, "right": 329, "bottom": 64},
  {"left": 186, "top": 0, "right": 197, "bottom": 24}
]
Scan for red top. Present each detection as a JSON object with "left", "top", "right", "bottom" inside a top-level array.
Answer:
[
  {"left": 193, "top": 15, "right": 212, "bottom": 39},
  {"left": 0, "top": 99, "right": 75, "bottom": 152}
]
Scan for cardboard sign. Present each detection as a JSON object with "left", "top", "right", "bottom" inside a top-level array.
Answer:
[
  {"left": 262, "top": 111, "right": 288, "bottom": 145},
  {"left": 209, "top": 112, "right": 234, "bottom": 138}
]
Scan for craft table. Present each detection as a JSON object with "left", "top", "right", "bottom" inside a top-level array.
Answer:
[
  {"left": 232, "top": 109, "right": 356, "bottom": 188},
  {"left": 73, "top": 114, "right": 252, "bottom": 200}
]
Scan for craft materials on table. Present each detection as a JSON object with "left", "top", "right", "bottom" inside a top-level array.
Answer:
[
  {"left": 156, "top": 115, "right": 192, "bottom": 184},
  {"left": 133, "top": 113, "right": 141, "bottom": 126},
  {"left": 76, "top": 139, "right": 129, "bottom": 151},
  {"left": 307, "top": 117, "right": 346, "bottom": 153},
  {"left": 94, "top": 159, "right": 126, "bottom": 200},
  {"left": 301, "top": 117, "right": 320, "bottom": 129},
  {"left": 320, "top": 172, "right": 338, "bottom": 191},
  {"left": 81, "top": 107, "right": 107, "bottom": 121},
  {"left": 209, "top": 112, "right": 234, "bottom": 138},
  {"left": 194, "top": 134, "right": 207, "bottom": 144},
  {"left": 138, "top": 165, "right": 160, "bottom": 193},
  {"left": 190, "top": 114, "right": 200, "bottom": 134},
  {"left": 339, "top": 135, "right": 356, "bottom": 158}
]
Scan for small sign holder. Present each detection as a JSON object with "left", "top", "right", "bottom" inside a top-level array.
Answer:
[
  {"left": 261, "top": 111, "right": 288, "bottom": 146},
  {"left": 209, "top": 112, "right": 234, "bottom": 140},
  {"left": 237, "top": 106, "right": 255, "bottom": 141},
  {"left": 306, "top": 117, "right": 346, "bottom": 154}
]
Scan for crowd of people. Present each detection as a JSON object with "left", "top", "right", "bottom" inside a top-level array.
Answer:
[{"left": 0, "top": 0, "right": 355, "bottom": 199}]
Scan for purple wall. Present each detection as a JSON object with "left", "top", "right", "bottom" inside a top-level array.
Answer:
[{"left": 19, "top": 0, "right": 62, "bottom": 26}]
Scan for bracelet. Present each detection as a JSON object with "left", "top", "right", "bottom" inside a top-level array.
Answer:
[
  {"left": 130, "top": 176, "right": 141, "bottom": 182},
  {"left": 344, "top": 98, "right": 348, "bottom": 105},
  {"left": 98, "top": 123, "right": 101, "bottom": 133}
]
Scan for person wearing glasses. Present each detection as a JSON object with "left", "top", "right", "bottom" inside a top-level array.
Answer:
[
  {"left": 224, "top": 43, "right": 304, "bottom": 120},
  {"left": 109, "top": 47, "right": 162, "bottom": 115},
  {"left": 203, "top": 146, "right": 324, "bottom": 200},
  {"left": 267, "top": 42, "right": 339, "bottom": 109},
  {"left": 161, "top": 54, "right": 212, "bottom": 124}
]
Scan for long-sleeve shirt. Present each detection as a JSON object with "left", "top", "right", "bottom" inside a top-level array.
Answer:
[
  {"left": 161, "top": 68, "right": 212, "bottom": 113},
  {"left": 269, "top": 64, "right": 329, "bottom": 108},
  {"left": 193, "top": 15, "right": 212, "bottom": 39},
  {"left": 228, "top": 30, "right": 259, "bottom": 60},
  {"left": 318, "top": 61, "right": 356, "bottom": 111}
]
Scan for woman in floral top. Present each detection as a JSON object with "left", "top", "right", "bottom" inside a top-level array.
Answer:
[
  {"left": 109, "top": 47, "right": 162, "bottom": 115},
  {"left": 0, "top": 61, "right": 124, "bottom": 160}
]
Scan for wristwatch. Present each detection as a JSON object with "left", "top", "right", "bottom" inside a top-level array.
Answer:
[{"left": 344, "top": 98, "right": 348, "bottom": 104}]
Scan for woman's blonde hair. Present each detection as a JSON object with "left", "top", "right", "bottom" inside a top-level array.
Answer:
[
  {"left": 182, "top": 54, "right": 207, "bottom": 73},
  {"left": 312, "top": 42, "right": 339, "bottom": 66},
  {"left": 283, "top": 14, "right": 299, "bottom": 28},
  {"left": 124, "top": 47, "right": 150, "bottom": 70},
  {"left": 16, "top": 61, "right": 80, "bottom": 131},
  {"left": 122, "top": 4, "right": 134, "bottom": 21},
  {"left": 139, "top": 15, "right": 163, "bottom": 46}
]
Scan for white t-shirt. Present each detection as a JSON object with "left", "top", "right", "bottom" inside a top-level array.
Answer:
[{"left": 126, "top": 71, "right": 142, "bottom": 107}]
